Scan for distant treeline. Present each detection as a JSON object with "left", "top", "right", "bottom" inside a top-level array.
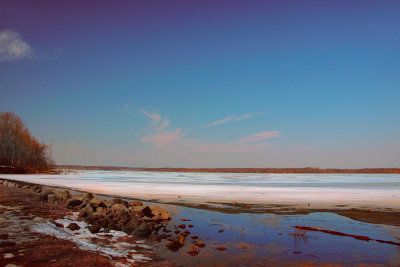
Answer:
[
  {"left": 59, "top": 165, "right": 400, "bottom": 174},
  {"left": 0, "top": 112, "right": 52, "bottom": 173}
]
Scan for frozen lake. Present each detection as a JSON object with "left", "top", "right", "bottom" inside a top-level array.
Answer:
[{"left": 2, "top": 171, "right": 400, "bottom": 209}]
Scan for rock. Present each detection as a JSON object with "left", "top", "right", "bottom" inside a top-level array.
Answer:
[
  {"left": 183, "top": 230, "right": 190, "bottom": 236},
  {"left": 121, "top": 220, "right": 138, "bottom": 234},
  {"left": 132, "top": 206, "right": 145, "bottom": 212},
  {"left": 111, "top": 204, "right": 126, "bottom": 212},
  {"left": 151, "top": 215, "right": 163, "bottom": 222},
  {"left": 177, "top": 234, "right": 185, "bottom": 245},
  {"left": 190, "top": 236, "right": 198, "bottom": 239},
  {"left": 150, "top": 206, "right": 171, "bottom": 220},
  {"left": 178, "top": 224, "right": 186, "bottom": 229},
  {"left": 174, "top": 230, "right": 180, "bottom": 234},
  {"left": 30, "top": 186, "right": 42, "bottom": 193},
  {"left": 112, "top": 198, "right": 128, "bottom": 207},
  {"left": 67, "top": 199, "right": 83, "bottom": 208},
  {"left": 188, "top": 224, "right": 194, "bottom": 228},
  {"left": 195, "top": 241, "right": 205, "bottom": 247},
  {"left": 166, "top": 240, "right": 182, "bottom": 251},
  {"left": 54, "top": 190, "right": 70, "bottom": 201},
  {"left": 181, "top": 218, "right": 191, "bottom": 221},
  {"left": 96, "top": 207, "right": 105, "bottom": 215},
  {"left": 88, "top": 222, "right": 102, "bottom": 233},
  {"left": 216, "top": 246, "right": 227, "bottom": 250},
  {"left": 67, "top": 223, "right": 81, "bottom": 231},
  {"left": 86, "top": 192, "right": 94, "bottom": 200},
  {"left": 78, "top": 205, "right": 94, "bottom": 219},
  {"left": 134, "top": 223, "right": 152, "bottom": 237},
  {"left": 128, "top": 200, "right": 142, "bottom": 206},
  {"left": 50, "top": 220, "right": 64, "bottom": 228},
  {"left": 219, "top": 229, "right": 224, "bottom": 233},
  {"left": 90, "top": 197, "right": 107, "bottom": 209},
  {"left": 187, "top": 245, "right": 199, "bottom": 256},
  {"left": 141, "top": 206, "right": 153, "bottom": 218},
  {"left": 47, "top": 193, "right": 57, "bottom": 203},
  {"left": 22, "top": 185, "right": 30, "bottom": 190},
  {"left": 38, "top": 190, "right": 51, "bottom": 201}
]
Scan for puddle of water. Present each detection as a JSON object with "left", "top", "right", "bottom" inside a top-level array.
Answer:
[{"left": 152, "top": 204, "right": 400, "bottom": 266}]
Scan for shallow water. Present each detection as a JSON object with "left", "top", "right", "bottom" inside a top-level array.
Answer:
[
  {"left": 2, "top": 171, "right": 400, "bottom": 266},
  {"left": 153, "top": 203, "right": 400, "bottom": 266},
  {"left": 2, "top": 170, "right": 400, "bottom": 208}
]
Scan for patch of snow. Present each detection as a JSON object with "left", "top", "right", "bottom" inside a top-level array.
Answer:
[
  {"left": 31, "top": 218, "right": 153, "bottom": 262},
  {"left": 4, "top": 253, "right": 14, "bottom": 258}
]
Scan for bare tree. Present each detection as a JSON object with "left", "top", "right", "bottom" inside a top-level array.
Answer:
[{"left": 0, "top": 111, "right": 52, "bottom": 172}]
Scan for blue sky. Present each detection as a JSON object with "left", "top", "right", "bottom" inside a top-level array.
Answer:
[{"left": 1, "top": 0, "right": 399, "bottom": 167}]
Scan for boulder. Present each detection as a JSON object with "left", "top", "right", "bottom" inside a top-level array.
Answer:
[
  {"left": 166, "top": 240, "right": 182, "bottom": 251},
  {"left": 187, "top": 245, "right": 199, "bottom": 256},
  {"left": 52, "top": 189, "right": 70, "bottom": 201},
  {"left": 195, "top": 241, "right": 205, "bottom": 247},
  {"left": 90, "top": 197, "right": 107, "bottom": 209},
  {"left": 128, "top": 200, "right": 143, "bottom": 207},
  {"left": 177, "top": 234, "right": 185, "bottom": 245},
  {"left": 150, "top": 206, "right": 171, "bottom": 220},
  {"left": 88, "top": 224, "right": 102, "bottom": 234},
  {"left": 47, "top": 194, "right": 57, "bottom": 203},
  {"left": 134, "top": 223, "right": 152, "bottom": 237},
  {"left": 132, "top": 206, "right": 145, "bottom": 212},
  {"left": 112, "top": 198, "right": 128, "bottom": 207},
  {"left": 67, "top": 223, "right": 81, "bottom": 231},
  {"left": 78, "top": 205, "right": 94, "bottom": 219},
  {"left": 111, "top": 204, "right": 126, "bottom": 213},
  {"left": 67, "top": 199, "right": 83, "bottom": 208},
  {"left": 38, "top": 190, "right": 52, "bottom": 201},
  {"left": 141, "top": 206, "right": 153, "bottom": 218},
  {"left": 103, "top": 199, "right": 113, "bottom": 207}
]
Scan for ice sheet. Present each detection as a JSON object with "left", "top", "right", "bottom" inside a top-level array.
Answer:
[{"left": 2, "top": 171, "right": 400, "bottom": 208}]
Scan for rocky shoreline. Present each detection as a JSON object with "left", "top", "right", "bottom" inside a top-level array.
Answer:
[
  {"left": 0, "top": 179, "right": 172, "bottom": 239},
  {"left": 0, "top": 178, "right": 180, "bottom": 266}
]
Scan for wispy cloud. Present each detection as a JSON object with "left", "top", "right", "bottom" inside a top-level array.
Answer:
[
  {"left": 196, "top": 112, "right": 265, "bottom": 129},
  {"left": 235, "top": 131, "right": 280, "bottom": 144},
  {"left": 139, "top": 109, "right": 279, "bottom": 153},
  {"left": 191, "top": 131, "right": 280, "bottom": 153},
  {"left": 157, "top": 118, "right": 170, "bottom": 132},
  {"left": 141, "top": 110, "right": 161, "bottom": 124},
  {"left": 0, "top": 29, "right": 33, "bottom": 61},
  {"left": 140, "top": 110, "right": 200, "bottom": 150}
]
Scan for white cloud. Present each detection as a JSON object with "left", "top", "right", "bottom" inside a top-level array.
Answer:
[
  {"left": 0, "top": 29, "right": 33, "bottom": 61},
  {"left": 196, "top": 112, "right": 265, "bottom": 129}
]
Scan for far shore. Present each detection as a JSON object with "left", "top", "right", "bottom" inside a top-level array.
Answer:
[{"left": 57, "top": 165, "right": 400, "bottom": 174}]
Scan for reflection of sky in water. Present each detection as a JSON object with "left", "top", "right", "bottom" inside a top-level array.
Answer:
[{"left": 154, "top": 204, "right": 400, "bottom": 266}]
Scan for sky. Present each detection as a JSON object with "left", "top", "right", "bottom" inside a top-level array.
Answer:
[{"left": 0, "top": 0, "right": 399, "bottom": 168}]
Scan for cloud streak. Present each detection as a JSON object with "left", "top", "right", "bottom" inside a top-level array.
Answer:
[
  {"left": 141, "top": 110, "right": 161, "bottom": 124},
  {"left": 196, "top": 112, "right": 265, "bottom": 129},
  {"left": 235, "top": 131, "right": 280, "bottom": 144},
  {"left": 139, "top": 109, "right": 279, "bottom": 153},
  {"left": 0, "top": 29, "right": 32, "bottom": 61}
]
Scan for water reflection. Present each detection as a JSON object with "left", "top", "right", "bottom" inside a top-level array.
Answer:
[{"left": 152, "top": 204, "right": 400, "bottom": 266}]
